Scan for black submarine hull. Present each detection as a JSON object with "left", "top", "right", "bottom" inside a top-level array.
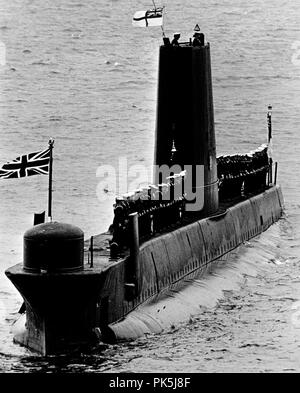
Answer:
[{"left": 6, "top": 185, "right": 283, "bottom": 355}]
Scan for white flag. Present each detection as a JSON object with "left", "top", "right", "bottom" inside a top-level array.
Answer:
[{"left": 132, "top": 8, "right": 163, "bottom": 27}]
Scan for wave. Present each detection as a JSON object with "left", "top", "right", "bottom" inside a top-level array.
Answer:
[
  {"left": 31, "top": 60, "right": 56, "bottom": 66},
  {"left": 49, "top": 116, "right": 63, "bottom": 122},
  {"left": 109, "top": 224, "right": 284, "bottom": 341}
]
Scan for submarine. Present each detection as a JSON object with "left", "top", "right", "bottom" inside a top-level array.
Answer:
[{"left": 5, "top": 28, "right": 284, "bottom": 355}]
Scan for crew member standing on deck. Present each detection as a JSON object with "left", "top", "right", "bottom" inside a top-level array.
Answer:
[{"left": 192, "top": 24, "right": 204, "bottom": 46}]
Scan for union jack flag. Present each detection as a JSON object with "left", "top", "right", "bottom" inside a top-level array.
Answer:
[{"left": 0, "top": 148, "right": 50, "bottom": 179}]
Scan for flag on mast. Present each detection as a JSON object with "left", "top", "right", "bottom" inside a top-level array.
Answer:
[
  {"left": 0, "top": 148, "right": 51, "bottom": 179},
  {"left": 132, "top": 7, "right": 164, "bottom": 27}
]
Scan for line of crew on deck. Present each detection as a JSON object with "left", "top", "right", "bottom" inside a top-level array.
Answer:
[
  {"left": 110, "top": 173, "right": 186, "bottom": 251},
  {"left": 217, "top": 144, "right": 270, "bottom": 200},
  {"left": 110, "top": 145, "right": 270, "bottom": 252}
]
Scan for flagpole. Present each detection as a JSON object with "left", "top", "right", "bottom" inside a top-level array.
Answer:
[
  {"left": 48, "top": 138, "right": 54, "bottom": 221},
  {"left": 151, "top": 0, "right": 166, "bottom": 37}
]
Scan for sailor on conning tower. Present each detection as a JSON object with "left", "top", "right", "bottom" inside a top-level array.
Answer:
[
  {"left": 192, "top": 24, "right": 204, "bottom": 46},
  {"left": 171, "top": 32, "right": 181, "bottom": 46}
]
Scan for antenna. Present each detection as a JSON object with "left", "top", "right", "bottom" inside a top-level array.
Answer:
[{"left": 267, "top": 105, "right": 273, "bottom": 184}]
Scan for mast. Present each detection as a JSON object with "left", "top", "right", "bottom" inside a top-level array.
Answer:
[
  {"left": 267, "top": 105, "right": 273, "bottom": 184},
  {"left": 48, "top": 138, "right": 54, "bottom": 221}
]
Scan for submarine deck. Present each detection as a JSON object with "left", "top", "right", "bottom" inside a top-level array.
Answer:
[
  {"left": 82, "top": 187, "right": 270, "bottom": 274},
  {"left": 6, "top": 186, "right": 275, "bottom": 277}
]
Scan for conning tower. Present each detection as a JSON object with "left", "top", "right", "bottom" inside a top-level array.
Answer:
[{"left": 154, "top": 32, "right": 218, "bottom": 215}]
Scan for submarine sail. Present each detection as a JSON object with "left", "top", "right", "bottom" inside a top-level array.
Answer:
[{"left": 154, "top": 35, "right": 218, "bottom": 215}]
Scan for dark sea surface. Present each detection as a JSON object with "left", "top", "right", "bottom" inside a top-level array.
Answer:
[{"left": 0, "top": 0, "right": 299, "bottom": 372}]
